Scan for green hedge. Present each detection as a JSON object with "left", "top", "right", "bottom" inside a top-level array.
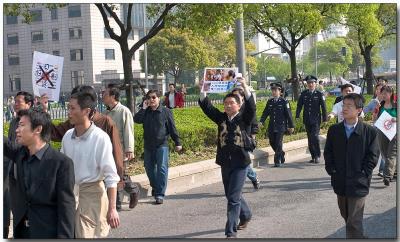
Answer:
[{"left": 3, "top": 95, "right": 372, "bottom": 161}]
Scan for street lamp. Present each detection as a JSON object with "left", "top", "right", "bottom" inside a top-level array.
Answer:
[{"left": 142, "top": 3, "right": 149, "bottom": 90}]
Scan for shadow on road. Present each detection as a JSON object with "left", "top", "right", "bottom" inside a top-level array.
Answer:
[
  {"left": 326, "top": 207, "right": 397, "bottom": 239},
  {"left": 166, "top": 192, "right": 224, "bottom": 200},
  {"left": 158, "top": 228, "right": 225, "bottom": 238}
]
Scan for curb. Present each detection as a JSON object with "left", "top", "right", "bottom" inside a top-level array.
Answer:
[{"left": 123, "top": 135, "right": 327, "bottom": 202}]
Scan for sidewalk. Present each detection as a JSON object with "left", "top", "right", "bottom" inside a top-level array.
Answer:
[{"left": 122, "top": 135, "right": 327, "bottom": 201}]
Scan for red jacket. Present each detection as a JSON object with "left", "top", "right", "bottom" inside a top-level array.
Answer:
[{"left": 164, "top": 91, "right": 184, "bottom": 108}]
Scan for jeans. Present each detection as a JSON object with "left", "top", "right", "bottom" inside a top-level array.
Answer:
[
  {"left": 246, "top": 166, "right": 257, "bottom": 182},
  {"left": 144, "top": 146, "right": 169, "bottom": 199},
  {"left": 378, "top": 156, "right": 385, "bottom": 173},
  {"left": 221, "top": 165, "right": 252, "bottom": 237}
]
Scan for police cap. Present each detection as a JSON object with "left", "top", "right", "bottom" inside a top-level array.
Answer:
[
  {"left": 305, "top": 75, "right": 318, "bottom": 83},
  {"left": 270, "top": 82, "right": 282, "bottom": 90}
]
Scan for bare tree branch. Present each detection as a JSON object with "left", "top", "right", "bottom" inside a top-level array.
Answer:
[{"left": 95, "top": 4, "right": 121, "bottom": 42}]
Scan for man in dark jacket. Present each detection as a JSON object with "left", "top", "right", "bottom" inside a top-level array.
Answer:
[
  {"left": 134, "top": 90, "right": 182, "bottom": 205},
  {"left": 199, "top": 78, "right": 255, "bottom": 238},
  {"left": 324, "top": 93, "right": 379, "bottom": 239},
  {"left": 296, "top": 75, "right": 327, "bottom": 163},
  {"left": 4, "top": 109, "right": 75, "bottom": 238}
]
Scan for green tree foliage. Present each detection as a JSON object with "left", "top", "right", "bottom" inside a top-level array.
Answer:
[
  {"left": 305, "top": 38, "right": 352, "bottom": 78},
  {"left": 244, "top": 3, "right": 349, "bottom": 99},
  {"left": 345, "top": 3, "right": 396, "bottom": 94},
  {"left": 141, "top": 28, "right": 214, "bottom": 84},
  {"left": 255, "top": 56, "right": 291, "bottom": 83}
]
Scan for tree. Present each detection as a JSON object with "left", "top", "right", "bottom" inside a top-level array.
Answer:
[
  {"left": 256, "top": 56, "right": 291, "bottom": 83},
  {"left": 345, "top": 3, "right": 396, "bottom": 94},
  {"left": 306, "top": 38, "right": 352, "bottom": 79},
  {"left": 4, "top": 3, "right": 67, "bottom": 23},
  {"left": 244, "top": 3, "right": 349, "bottom": 99},
  {"left": 141, "top": 28, "right": 214, "bottom": 84}
]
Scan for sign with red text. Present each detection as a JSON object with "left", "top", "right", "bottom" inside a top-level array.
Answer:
[{"left": 374, "top": 110, "right": 397, "bottom": 141}]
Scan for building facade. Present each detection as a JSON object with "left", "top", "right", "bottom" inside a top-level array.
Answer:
[{"left": 3, "top": 4, "right": 162, "bottom": 99}]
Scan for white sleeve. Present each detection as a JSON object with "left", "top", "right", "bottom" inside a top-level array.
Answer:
[
  {"left": 331, "top": 103, "right": 339, "bottom": 116},
  {"left": 96, "top": 133, "right": 120, "bottom": 188}
]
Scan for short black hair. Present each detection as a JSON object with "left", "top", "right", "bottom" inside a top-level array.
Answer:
[
  {"left": 223, "top": 93, "right": 240, "bottom": 104},
  {"left": 107, "top": 83, "right": 120, "bottom": 101},
  {"left": 231, "top": 87, "right": 245, "bottom": 97},
  {"left": 71, "top": 85, "right": 98, "bottom": 102},
  {"left": 70, "top": 92, "right": 96, "bottom": 118},
  {"left": 146, "top": 89, "right": 160, "bottom": 98},
  {"left": 340, "top": 83, "right": 354, "bottom": 91},
  {"left": 15, "top": 91, "right": 34, "bottom": 107},
  {"left": 17, "top": 108, "right": 52, "bottom": 142},
  {"left": 343, "top": 93, "right": 365, "bottom": 110},
  {"left": 168, "top": 83, "right": 176, "bottom": 88}
]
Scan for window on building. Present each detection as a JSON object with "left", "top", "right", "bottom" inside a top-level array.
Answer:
[
  {"left": 139, "top": 29, "right": 144, "bottom": 39},
  {"left": 129, "top": 29, "right": 134, "bottom": 40},
  {"left": 52, "top": 29, "right": 59, "bottom": 41},
  {"left": 32, "top": 31, "right": 44, "bottom": 43},
  {"left": 53, "top": 50, "right": 60, "bottom": 56},
  {"left": 30, "top": 10, "right": 42, "bottom": 22},
  {"left": 8, "top": 54, "right": 20, "bottom": 65},
  {"left": 105, "top": 49, "right": 115, "bottom": 60},
  {"left": 10, "top": 74, "right": 21, "bottom": 92},
  {"left": 71, "top": 70, "right": 84, "bottom": 87},
  {"left": 68, "top": 5, "right": 81, "bottom": 18},
  {"left": 50, "top": 8, "right": 58, "bottom": 20},
  {"left": 6, "top": 15, "right": 18, "bottom": 24},
  {"left": 70, "top": 49, "right": 83, "bottom": 61},
  {"left": 7, "top": 33, "right": 19, "bottom": 45},
  {"left": 69, "top": 27, "right": 82, "bottom": 39}
]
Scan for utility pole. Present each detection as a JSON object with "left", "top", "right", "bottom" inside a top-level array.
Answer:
[
  {"left": 314, "top": 34, "right": 318, "bottom": 78},
  {"left": 235, "top": 7, "right": 247, "bottom": 84},
  {"left": 142, "top": 3, "right": 149, "bottom": 90}
]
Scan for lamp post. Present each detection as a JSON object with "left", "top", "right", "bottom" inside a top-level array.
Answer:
[{"left": 142, "top": 3, "right": 148, "bottom": 89}]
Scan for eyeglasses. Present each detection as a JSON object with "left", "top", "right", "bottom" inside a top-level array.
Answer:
[{"left": 147, "top": 95, "right": 157, "bottom": 100}]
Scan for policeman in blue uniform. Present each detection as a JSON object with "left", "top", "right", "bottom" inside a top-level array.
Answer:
[
  {"left": 295, "top": 75, "right": 327, "bottom": 163},
  {"left": 259, "top": 82, "right": 294, "bottom": 167}
]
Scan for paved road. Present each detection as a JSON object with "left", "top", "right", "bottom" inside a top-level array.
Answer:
[{"left": 109, "top": 156, "right": 397, "bottom": 239}]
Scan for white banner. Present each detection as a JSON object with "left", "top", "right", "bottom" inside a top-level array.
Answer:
[
  {"left": 374, "top": 111, "right": 397, "bottom": 141},
  {"left": 202, "top": 67, "right": 239, "bottom": 93},
  {"left": 32, "top": 51, "right": 64, "bottom": 101},
  {"left": 338, "top": 77, "right": 362, "bottom": 94}
]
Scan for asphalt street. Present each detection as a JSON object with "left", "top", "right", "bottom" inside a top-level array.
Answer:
[{"left": 109, "top": 156, "right": 397, "bottom": 239}]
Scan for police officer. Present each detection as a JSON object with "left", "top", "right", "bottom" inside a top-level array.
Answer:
[
  {"left": 259, "top": 82, "right": 294, "bottom": 167},
  {"left": 295, "top": 75, "right": 327, "bottom": 164}
]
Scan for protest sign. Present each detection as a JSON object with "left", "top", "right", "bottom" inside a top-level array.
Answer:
[
  {"left": 202, "top": 67, "right": 239, "bottom": 93},
  {"left": 32, "top": 51, "right": 64, "bottom": 101},
  {"left": 374, "top": 110, "right": 397, "bottom": 141}
]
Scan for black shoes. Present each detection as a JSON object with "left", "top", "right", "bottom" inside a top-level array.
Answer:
[
  {"left": 383, "top": 178, "right": 390, "bottom": 186},
  {"left": 273, "top": 163, "right": 282, "bottom": 167},
  {"left": 129, "top": 191, "right": 139, "bottom": 209},
  {"left": 252, "top": 178, "right": 261, "bottom": 190},
  {"left": 226, "top": 234, "right": 237, "bottom": 239},
  {"left": 377, "top": 172, "right": 384, "bottom": 178},
  {"left": 237, "top": 218, "right": 251, "bottom": 230},
  {"left": 309, "top": 157, "right": 320, "bottom": 164},
  {"left": 155, "top": 198, "right": 164, "bottom": 204}
]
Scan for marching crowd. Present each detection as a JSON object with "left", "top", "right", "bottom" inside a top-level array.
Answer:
[{"left": 3, "top": 74, "right": 397, "bottom": 239}]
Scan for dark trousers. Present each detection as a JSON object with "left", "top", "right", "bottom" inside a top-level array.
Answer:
[
  {"left": 221, "top": 165, "right": 252, "bottom": 237},
  {"left": 3, "top": 189, "right": 10, "bottom": 238},
  {"left": 337, "top": 195, "right": 367, "bottom": 239},
  {"left": 13, "top": 219, "right": 30, "bottom": 239},
  {"left": 305, "top": 122, "right": 321, "bottom": 159},
  {"left": 117, "top": 161, "right": 140, "bottom": 206},
  {"left": 268, "top": 131, "right": 285, "bottom": 164}
]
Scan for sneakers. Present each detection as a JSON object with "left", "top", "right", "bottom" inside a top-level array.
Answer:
[
  {"left": 377, "top": 172, "right": 384, "bottom": 178},
  {"left": 155, "top": 198, "right": 164, "bottom": 204},
  {"left": 251, "top": 178, "right": 261, "bottom": 190}
]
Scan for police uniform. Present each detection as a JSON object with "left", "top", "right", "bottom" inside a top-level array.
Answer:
[
  {"left": 295, "top": 75, "right": 327, "bottom": 163},
  {"left": 260, "top": 83, "right": 294, "bottom": 167}
]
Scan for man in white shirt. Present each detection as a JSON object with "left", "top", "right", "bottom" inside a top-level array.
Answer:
[
  {"left": 328, "top": 84, "right": 364, "bottom": 123},
  {"left": 61, "top": 91, "right": 120, "bottom": 238}
]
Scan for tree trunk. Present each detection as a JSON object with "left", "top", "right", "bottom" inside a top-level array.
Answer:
[
  {"left": 363, "top": 45, "right": 374, "bottom": 95},
  {"left": 289, "top": 50, "right": 299, "bottom": 100},
  {"left": 121, "top": 43, "right": 135, "bottom": 112}
]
